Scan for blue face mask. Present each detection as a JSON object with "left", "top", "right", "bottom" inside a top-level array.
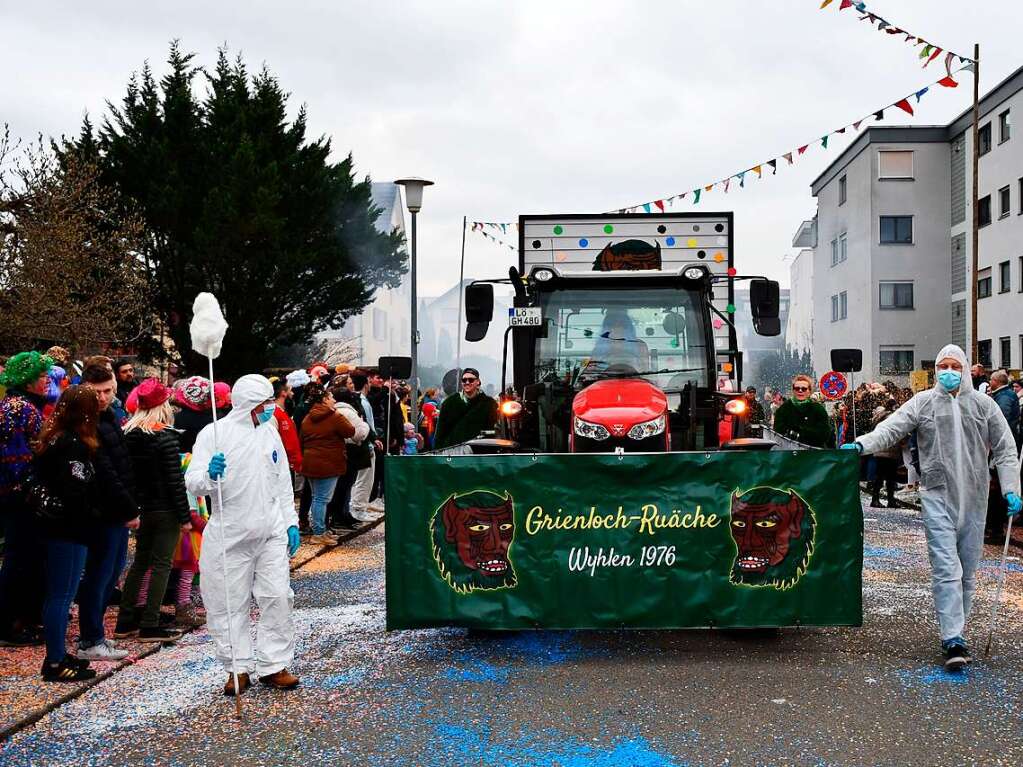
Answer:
[
  {"left": 255, "top": 403, "right": 276, "bottom": 424},
  {"left": 937, "top": 370, "right": 962, "bottom": 391}
]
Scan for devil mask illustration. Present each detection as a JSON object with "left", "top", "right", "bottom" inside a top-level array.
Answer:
[
  {"left": 592, "top": 239, "right": 662, "bottom": 271},
  {"left": 728, "top": 487, "right": 815, "bottom": 589},
  {"left": 431, "top": 490, "right": 517, "bottom": 594}
]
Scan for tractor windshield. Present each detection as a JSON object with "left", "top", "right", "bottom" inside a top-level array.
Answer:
[{"left": 535, "top": 286, "right": 711, "bottom": 394}]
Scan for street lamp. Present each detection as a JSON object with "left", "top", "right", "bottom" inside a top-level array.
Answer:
[{"left": 395, "top": 176, "right": 434, "bottom": 432}]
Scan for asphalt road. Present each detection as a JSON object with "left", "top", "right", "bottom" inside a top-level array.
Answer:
[{"left": 2, "top": 502, "right": 1021, "bottom": 767}]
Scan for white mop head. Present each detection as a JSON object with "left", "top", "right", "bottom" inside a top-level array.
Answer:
[
  {"left": 286, "top": 369, "right": 311, "bottom": 388},
  {"left": 190, "top": 293, "right": 229, "bottom": 360}
]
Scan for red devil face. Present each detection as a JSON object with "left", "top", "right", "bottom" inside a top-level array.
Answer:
[
  {"left": 442, "top": 496, "right": 515, "bottom": 576},
  {"left": 729, "top": 491, "right": 804, "bottom": 573}
]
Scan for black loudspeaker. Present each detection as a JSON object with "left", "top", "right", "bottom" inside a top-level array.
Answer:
[
  {"left": 378, "top": 356, "right": 412, "bottom": 379},
  {"left": 830, "top": 348, "right": 863, "bottom": 373}
]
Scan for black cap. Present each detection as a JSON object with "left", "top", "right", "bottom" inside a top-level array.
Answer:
[{"left": 462, "top": 367, "right": 480, "bottom": 379}]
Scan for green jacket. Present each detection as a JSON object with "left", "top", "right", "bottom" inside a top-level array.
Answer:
[
  {"left": 772, "top": 399, "right": 835, "bottom": 448},
  {"left": 434, "top": 392, "right": 498, "bottom": 449}
]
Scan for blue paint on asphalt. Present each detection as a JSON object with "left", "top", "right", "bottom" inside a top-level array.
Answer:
[
  {"left": 440, "top": 661, "right": 510, "bottom": 684},
  {"left": 979, "top": 559, "right": 1023, "bottom": 573},
  {"left": 863, "top": 546, "right": 904, "bottom": 558},
  {"left": 427, "top": 723, "right": 685, "bottom": 767},
  {"left": 316, "top": 668, "right": 369, "bottom": 688},
  {"left": 897, "top": 665, "right": 971, "bottom": 686}
]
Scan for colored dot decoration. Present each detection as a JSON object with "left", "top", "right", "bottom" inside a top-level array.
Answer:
[
  {"left": 532, "top": 240, "right": 542, "bottom": 249},
  {"left": 716, "top": 236, "right": 727, "bottom": 246},
  {"left": 665, "top": 237, "right": 676, "bottom": 246},
  {"left": 727, "top": 267, "right": 737, "bottom": 277},
  {"left": 713, "top": 252, "right": 725, "bottom": 263},
  {"left": 578, "top": 238, "right": 589, "bottom": 248},
  {"left": 553, "top": 225, "right": 564, "bottom": 235},
  {"left": 604, "top": 224, "right": 614, "bottom": 234},
  {"left": 697, "top": 250, "right": 707, "bottom": 259},
  {"left": 657, "top": 225, "right": 667, "bottom": 234},
  {"left": 712, "top": 318, "right": 724, "bottom": 330},
  {"left": 726, "top": 303, "right": 736, "bottom": 314},
  {"left": 693, "top": 225, "right": 701, "bottom": 232},
  {"left": 687, "top": 238, "right": 698, "bottom": 248},
  {"left": 555, "top": 252, "right": 569, "bottom": 262},
  {"left": 715, "top": 223, "right": 724, "bottom": 233}
]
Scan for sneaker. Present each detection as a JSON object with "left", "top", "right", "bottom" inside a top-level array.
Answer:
[
  {"left": 368, "top": 499, "right": 385, "bottom": 513},
  {"left": 112, "top": 621, "right": 139, "bottom": 639},
  {"left": 308, "top": 533, "right": 339, "bottom": 546},
  {"left": 41, "top": 655, "right": 97, "bottom": 683},
  {"left": 78, "top": 639, "right": 129, "bottom": 661},
  {"left": 943, "top": 642, "right": 970, "bottom": 672},
  {"left": 0, "top": 627, "right": 44, "bottom": 647},
  {"left": 137, "top": 626, "right": 182, "bottom": 643},
  {"left": 350, "top": 510, "right": 377, "bottom": 523}
]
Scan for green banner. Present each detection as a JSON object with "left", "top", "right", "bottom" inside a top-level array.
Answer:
[{"left": 385, "top": 451, "right": 863, "bottom": 630}]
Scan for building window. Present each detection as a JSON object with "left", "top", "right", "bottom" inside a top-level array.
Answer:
[
  {"left": 1000, "top": 186, "right": 1011, "bottom": 218},
  {"left": 839, "top": 233, "right": 847, "bottom": 263},
  {"left": 879, "top": 348, "right": 914, "bottom": 375},
  {"left": 978, "top": 195, "right": 991, "bottom": 227},
  {"left": 878, "top": 150, "right": 914, "bottom": 179},
  {"left": 1000, "top": 337, "right": 1012, "bottom": 368},
  {"left": 1019, "top": 177, "right": 1023, "bottom": 214},
  {"left": 979, "top": 123, "right": 992, "bottom": 155},
  {"left": 978, "top": 339, "right": 992, "bottom": 368},
  {"left": 831, "top": 295, "right": 839, "bottom": 322},
  {"left": 977, "top": 267, "right": 992, "bottom": 299},
  {"left": 830, "top": 292, "right": 848, "bottom": 322},
  {"left": 831, "top": 238, "right": 838, "bottom": 267},
  {"left": 839, "top": 175, "right": 847, "bottom": 205},
  {"left": 999, "top": 110, "right": 1011, "bottom": 143},
  {"left": 372, "top": 308, "right": 387, "bottom": 341},
  {"left": 1019, "top": 257, "right": 1023, "bottom": 292},
  {"left": 879, "top": 281, "right": 914, "bottom": 309},
  {"left": 999, "top": 260, "right": 1011, "bottom": 293},
  {"left": 879, "top": 215, "right": 912, "bottom": 244}
]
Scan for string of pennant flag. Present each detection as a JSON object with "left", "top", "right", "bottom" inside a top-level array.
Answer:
[
  {"left": 819, "top": 1, "right": 976, "bottom": 68},
  {"left": 466, "top": 64, "right": 971, "bottom": 234}
]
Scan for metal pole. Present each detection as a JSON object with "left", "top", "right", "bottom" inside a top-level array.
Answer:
[
  {"left": 410, "top": 210, "right": 419, "bottom": 429},
  {"left": 455, "top": 215, "right": 467, "bottom": 392},
  {"left": 970, "top": 43, "right": 981, "bottom": 362}
]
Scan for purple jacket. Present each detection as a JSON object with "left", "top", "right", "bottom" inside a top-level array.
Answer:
[{"left": 0, "top": 391, "right": 45, "bottom": 498}]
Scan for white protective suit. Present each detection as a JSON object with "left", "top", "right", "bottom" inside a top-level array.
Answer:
[
  {"left": 185, "top": 375, "right": 298, "bottom": 678},
  {"left": 857, "top": 345, "right": 1021, "bottom": 642}
]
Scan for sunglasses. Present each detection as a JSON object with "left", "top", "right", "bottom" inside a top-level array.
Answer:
[
  {"left": 792, "top": 386, "right": 810, "bottom": 392},
  {"left": 461, "top": 377, "right": 478, "bottom": 384}
]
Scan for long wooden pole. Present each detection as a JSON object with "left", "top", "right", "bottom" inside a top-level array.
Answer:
[{"left": 970, "top": 43, "right": 980, "bottom": 362}]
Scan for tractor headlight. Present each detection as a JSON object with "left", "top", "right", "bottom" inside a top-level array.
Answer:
[
  {"left": 574, "top": 417, "right": 609, "bottom": 441},
  {"left": 628, "top": 414, "right": 666, "bottom": 440}
]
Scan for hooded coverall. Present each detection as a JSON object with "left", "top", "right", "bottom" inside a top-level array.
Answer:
[
  {"left": 185, "top": 375, "right": 298, "bottom": 678},
  {"left": 856, "top": 345, "right": 1021, "bottom": 643}
]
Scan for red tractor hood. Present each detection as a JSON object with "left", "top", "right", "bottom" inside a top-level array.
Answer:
[{"left": 572, "top": 379, "right": 668, "bottom": 431}]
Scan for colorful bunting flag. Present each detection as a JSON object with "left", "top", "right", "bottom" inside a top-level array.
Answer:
[
  {"left": 874, "top": 109, "right": 884, "bottom": 120},
  {"left": 768, "top": 159, "right": 778, "bottom": 174},
  {"left": 705, "top": 184, "right": 714, "bottom": 192},
  {"left": 924, "top": 47, "right": 943, "bottom": 67},
  {"left": 654, "top": 199, "right": 665, "bottom": 212},
  {"left": 783, "top": 152, "right": 793, "bottom": 165},
  {"left": 821, "top": 135, "right": 829, "bottom": 148},
  {"left": 798, "top": 144, "right": 808, "bottom": 155},
  {"left": 737, "top": 172, "right": 746, "bottom": 188},
  {"left": 839, "top": 0, "right": 853, "bottom": 9},
  {"left": 937, "top": 75, "right": 959, "bottom": 88},
  {"left": 853, "top": 120, "right": 863, "bottom": 130},
  {"left": 692, "top": 189, "right": 701, "bottom": 204},
  {"left": 642, "top": 203, "right": 651, "bottom": 213},
  {"left": 914, "top": 87, "right": 929, "bottom": 102},
  {"left": 894, "top": 99, "right": 914, "bottom": 116},
  {"left": 752, "top": 165, "right": 762, "bottom": 178},
  {"left": 820, "top": 0, "right": 834, "bottom": 7}
]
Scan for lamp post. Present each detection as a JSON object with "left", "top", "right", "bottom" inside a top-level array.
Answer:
[{"left": 395, "top": 177, "right": 433, "bottom": 432}]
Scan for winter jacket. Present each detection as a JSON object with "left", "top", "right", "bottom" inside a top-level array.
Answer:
[
  {"left": 434, "top": 392, "right": 499, "bottom": 449},
  {"left": 123, "top": 426, "right": 191, "bottom": 524},
  {"left": 95, "top": 407, "right": 140, "bottom": 522},
  {"left": 33, "top": 433, "right": 102, "bottom": 543},
  {"left": 0, "top": 389, "right": 45, "bottom": 498},
  {"left": 368, "top": 386, "right": 405, "bottom": 447},
  {"left": 272, "top": 407, "right": 302, "bottom": 472},
  {"left": 338, "top": 395, "right": 373, "bottom": 472},
  {"left": 771, "top": 399, "right": 835, "bottom": 448},
  {"left": 173, "top": 407, "right": 213, "bottom": 454},
  {"left": 300, "top": 403, "right": 356, "bottom": 478},
  {"left": 990, "top": 385, "right": 1021, "bottom": 448}
]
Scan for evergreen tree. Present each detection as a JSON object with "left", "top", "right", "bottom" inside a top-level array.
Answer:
[{"left": 62, "top": 43, "right": 406, "bottom": 377}]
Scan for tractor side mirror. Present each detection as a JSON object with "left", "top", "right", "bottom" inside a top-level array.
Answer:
[
  {"left": 750, "top": 278, "right": 781, "bottom": 337},
  {"left": 465, "top": 283, "right": 494, "bottom": 342}
]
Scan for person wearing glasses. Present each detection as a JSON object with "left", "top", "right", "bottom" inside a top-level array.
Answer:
[
  {"left": 771, "top": 374, "right": 834, "bottom": 448},
  {"left": 434, "top": 368, "right": 498, "bottom": 450}
]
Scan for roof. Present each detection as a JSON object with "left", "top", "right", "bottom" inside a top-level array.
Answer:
[
  {"left": 948, "top": 63, "right": 1023, "bottom": 137},
  {"left": 369, "top": 182, "right": 404, "bottom": 235},
  {"left": 810, "top": 126, "right": 949, "bottom": 195}
]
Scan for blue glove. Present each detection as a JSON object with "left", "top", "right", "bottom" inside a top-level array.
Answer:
[
  {"left": 840, "top": 442, "right": 862, "bottom": 453},
  {"left": 208, "top": 452, "right": 227, "bottom": 480},
  {"left": 1006, "top": 492, "right": 1022, "bottom": 516},
  {"left": 287, "top": 526, "right": 301, "bottom": 557}
]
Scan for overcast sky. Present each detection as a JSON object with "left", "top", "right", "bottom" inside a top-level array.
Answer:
[{"left": 3, "top": 1, "right": 1021, "bottom": 298}]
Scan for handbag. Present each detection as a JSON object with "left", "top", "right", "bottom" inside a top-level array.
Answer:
[{"left": 21, "top": 470, "right": 67, "bottom": 525}]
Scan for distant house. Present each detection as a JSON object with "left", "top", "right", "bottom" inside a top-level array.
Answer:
[{"left": 326, "top": 182, "right": 410, "bottom": 367}]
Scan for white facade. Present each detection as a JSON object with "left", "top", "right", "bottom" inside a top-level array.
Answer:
[
  {"left": 330, "top": 183, "right": 411, "bottom": 367},
  {"left": 952, "top": 71, "right": 1023, "bottom": 372},
  {"left": 786, "top": 246, "right": 815, "bottom": 355},
  {"left": 809, "top": 128, "right": 952, "bottom": 384}
]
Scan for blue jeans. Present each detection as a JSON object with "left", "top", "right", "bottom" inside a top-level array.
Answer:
[
  {"left": 78, "top": 524, "right": 128, "bottom": 646},
  {"left": 43, "top": 538, "right": 88, "bottom": 663},
  {"left": 309, "top": 476, "right": 339, "bottom": 534}
]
